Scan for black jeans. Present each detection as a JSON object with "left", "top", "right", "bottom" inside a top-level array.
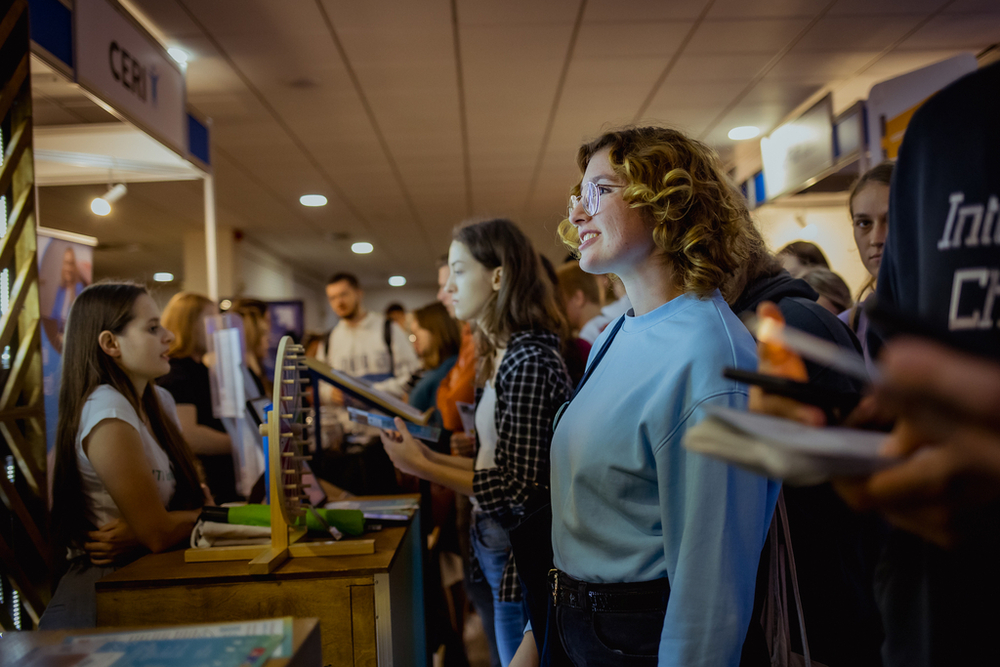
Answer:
[{"left": 556, "top": 602, "right": 665, "bottom": 666}]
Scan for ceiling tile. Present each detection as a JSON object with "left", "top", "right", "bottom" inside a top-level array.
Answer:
[
  {"left": 574, "top": 21, "right": 693, "bottom": 58},
  {"left": 668, "top": 53, "right": 775, "bottom": 81},
  {"left": 828, "top": 0, "right": 953, "bottom": 15},
  {"left": 767, "top": 51, "right": 881, "bottom": 82},
  {"left": 899, "top": 13, "right": 1000, "bottom": 50},
  {"left": 793, "top": 16, "right": 922, "bottom": 51},
  {"left": 585, "top": 0, "right": 713, "bottom": 22},
  {"left": 458, "top": 0, "right": 579, "bottom": 25},
  {"left": 707, "top": 0, "right": 829, "bottom": 19},
  {"left": 686, "top": 18, "right": 812, "bottom": 54}
]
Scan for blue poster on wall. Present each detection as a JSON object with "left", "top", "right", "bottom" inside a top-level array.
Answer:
[
  {"left": 262, "top": 300, "right": 304, "bottom": 380},
  {"left": 38, "top": 229, "right": 96, "bottom": 491}
]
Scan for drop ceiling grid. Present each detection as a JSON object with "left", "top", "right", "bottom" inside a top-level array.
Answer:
[
  {"left": 900, "top": 13, "right": 1000, "bottom": 50},
  {"left": 209, "top": 152, "right": 355, "bottom": 239},
  {"left": 462, "top": 22, "right": 579, "bottom": 219},
  {"left": 684, "top": 18, "right": 814, "bottom": 54},
  {"left": 458, "top": 0, "right": 581, "bottom": 25},
  {"left": 584, "top": 0, "right": 713, "bottom": 22},
  {"left": 706, "top": 0, "right": 831, "bottom": 20},
  {"left": 328, "top": 13, "right": 467, "bottom": 218},
  {"left": 168, "top": 6, "right": 382, "bottom": 241},
  {"left": 792, "top": 15, "right": 930, "bottom": 52},
  {"left": 828, "top": 0, "right": 961, "bottom": 16},
  {"left": 106, "top": 0, "right": 1000, "bottom": 285},
  {"left": 177, "top": 0, "right": 430, "bottom": 268}
]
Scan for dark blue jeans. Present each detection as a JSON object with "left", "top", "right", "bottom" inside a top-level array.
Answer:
[{"left": 556, "top": 604, "right": 664, "bottom": 667}]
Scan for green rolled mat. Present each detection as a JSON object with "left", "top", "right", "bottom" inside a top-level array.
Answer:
[{"left": 226, "top": 504, "right": 366, "bottom": 536}]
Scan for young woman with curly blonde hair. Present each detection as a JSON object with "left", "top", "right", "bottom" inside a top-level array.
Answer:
[{"left": 513, "top": 127, "right": 779, "bottom": 667}]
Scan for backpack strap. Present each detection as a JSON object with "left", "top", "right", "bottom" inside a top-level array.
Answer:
[
  {"left": 553, "top": 315, "right": 625, "bottom": 430},
  {"left": 574, "top": 315, "right": 625, "bottom": 398}
]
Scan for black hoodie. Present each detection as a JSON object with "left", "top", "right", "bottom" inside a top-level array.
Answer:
[
  {"left": 735, "top": 269, "right": 886, "bottom": 667},
  {"left": 733, "top": 269, "right": 864, "bottom": 394}
]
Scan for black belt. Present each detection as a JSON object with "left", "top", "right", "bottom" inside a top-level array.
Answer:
[{"left": 549, "top": 569, "right": 669, "bottom": 613}]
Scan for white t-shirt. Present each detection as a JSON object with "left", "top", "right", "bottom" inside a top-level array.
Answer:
[
  {"left": 473, "top": 381, "right": 499, "bottom": 471},
  {"left": 316, "top": 311, "right": 421, "bottom": 398},
  {"left": 76, "top": 385, "right": 181, "bottom": 529}
]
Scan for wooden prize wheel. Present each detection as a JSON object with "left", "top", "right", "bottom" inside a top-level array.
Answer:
[{"left": 185, "top": 335, "right": 374, "bottom": 572}]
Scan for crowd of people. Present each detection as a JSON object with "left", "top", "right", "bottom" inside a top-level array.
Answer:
[{"left": 36, "top": 61, "right": 1000, "bottom": 667}]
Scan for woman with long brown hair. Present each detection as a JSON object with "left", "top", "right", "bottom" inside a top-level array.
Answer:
[
  {"left": 407, "top": 301, "right": 462, "bottom": 417},
  {"left": 41, "top": 282, "right": 205, "bottom": 629},
  {"left": 158, "top": 292, "right": 238, "bottom": 502},
  {"left": 381, "top": 218, "right": 572, "bottom": 666}
]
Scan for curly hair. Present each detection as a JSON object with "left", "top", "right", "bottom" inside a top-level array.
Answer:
[{"left": 558, "top": 126, "right": 765, "bottom": 301}]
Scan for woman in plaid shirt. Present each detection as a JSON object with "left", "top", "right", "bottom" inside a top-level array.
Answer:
[{"left": 382, "top": 218, "right": 572, "bottom": 666}]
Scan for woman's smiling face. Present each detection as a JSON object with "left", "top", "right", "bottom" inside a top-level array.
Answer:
[{"left": 570, "top": 148, "right": 656, "bottom": 277}]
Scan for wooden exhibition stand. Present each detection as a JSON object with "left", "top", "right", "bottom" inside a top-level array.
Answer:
[
  {"left": 0, "top": 618, "right": 322, "bottom": 667},
  {"left": 93, "top": 503, "right": 425, "bottom": 667}
]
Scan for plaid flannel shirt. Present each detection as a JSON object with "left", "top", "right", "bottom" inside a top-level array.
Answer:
[{"left": 471, "top": 329, "right": 572, "bottom": 602}]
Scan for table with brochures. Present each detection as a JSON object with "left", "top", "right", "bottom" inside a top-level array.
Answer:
[{"left": 92, "top": 497, "right": 424, "bottom": 667}]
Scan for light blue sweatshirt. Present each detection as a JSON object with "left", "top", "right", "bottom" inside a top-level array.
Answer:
[{"left": 550, "top": 290, "right": 779, "bottom": 666}]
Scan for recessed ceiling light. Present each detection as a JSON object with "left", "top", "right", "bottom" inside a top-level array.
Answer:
[
  {"left": 153, "top": 272, "right": 174, "bottom": 282},
  {"left": 728, "top": 126, "right": 761, "bottom": 141},
  {"left": 351, "top": 242, "right": 373, "bottom": 254},
  {"left": 90, "top": 198, "right": 111, "bottom": 216},
  {"left": 219, "top": 299, "right": 232, "bottom": 310},
  {"left": 299, "top": 194, "right": 328, "bottom": 207},
  {"left": 168, "top": 48, "right": 189, "bottom": 65},
  {"left": 388, "top": 276, "right": 406, "bottom": 287}
]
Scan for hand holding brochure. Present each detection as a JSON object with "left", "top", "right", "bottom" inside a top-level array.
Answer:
[
  {"left": 348, "top": 407, "right": 442, "bottom": 442},
  {"left": 683, "top": 406, "right": 898, "bottom": 485}
]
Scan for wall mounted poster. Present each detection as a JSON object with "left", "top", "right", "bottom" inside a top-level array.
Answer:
[
  {"left": 38, "top": 228, "right": 97, "bottom": 493},
  {"left": 263, "top": 300, "right": 304, "bottom": 380}
]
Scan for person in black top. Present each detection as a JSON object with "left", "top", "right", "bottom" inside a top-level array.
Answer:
[
  {"left": 732, "top": 248, "right": 885, "bottom": 667},
  {"left": 845, "top": 61, "right": 1000, "bottom": 667},
  {"left": 158, "top": 292, "right": 239, "bottom": 503}
]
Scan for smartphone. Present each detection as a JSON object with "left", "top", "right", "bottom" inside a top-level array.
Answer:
[
  {"left": 723, "top": 367, "right": 861, "bottom": 422},
  {"left": 347, "top": 407, "right": 443, "bottom": 442}
]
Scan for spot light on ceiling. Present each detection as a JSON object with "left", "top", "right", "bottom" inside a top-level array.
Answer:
[
  {"left": 153, "top": 272, "right": 174, "bottom": 283},
  {"left": 90, "top": 198, "right": 111, "bottom": 216},
  {"left": 299, "top": 194, "right": 327, "bottom": 207},
  {"left": 388, "top": 276, "right": 406, "bottom": 287},
  {"left": 168, "top": 48, "right": 189, "bottom": 65},
  {"left": 351, "top": 242, "right": 373, "bottom": 254},
  {"left": 728, "top": 126, "right": 761, "bottom": 141},
  {"left": 90, "top": 183, "right": 127, "bottom": 216}
]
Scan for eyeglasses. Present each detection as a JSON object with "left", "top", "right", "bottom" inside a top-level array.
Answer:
[{"left": 568, "top": 181, "right": 625, "bottom": 218}]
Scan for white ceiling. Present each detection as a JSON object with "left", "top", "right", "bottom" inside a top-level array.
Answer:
[{"left": 30, "top": 0, "right": 1000, "bottom": 289}]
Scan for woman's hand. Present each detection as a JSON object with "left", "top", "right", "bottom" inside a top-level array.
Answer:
[
  {"left": 84, "top": 518, "right": 142, "bottom": 566},
  {"left": 381, "top": 418, "right": 430, "bottom": 477},
  {"left": 450, "top": 431, "right": 476, "bottom": 457}
]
